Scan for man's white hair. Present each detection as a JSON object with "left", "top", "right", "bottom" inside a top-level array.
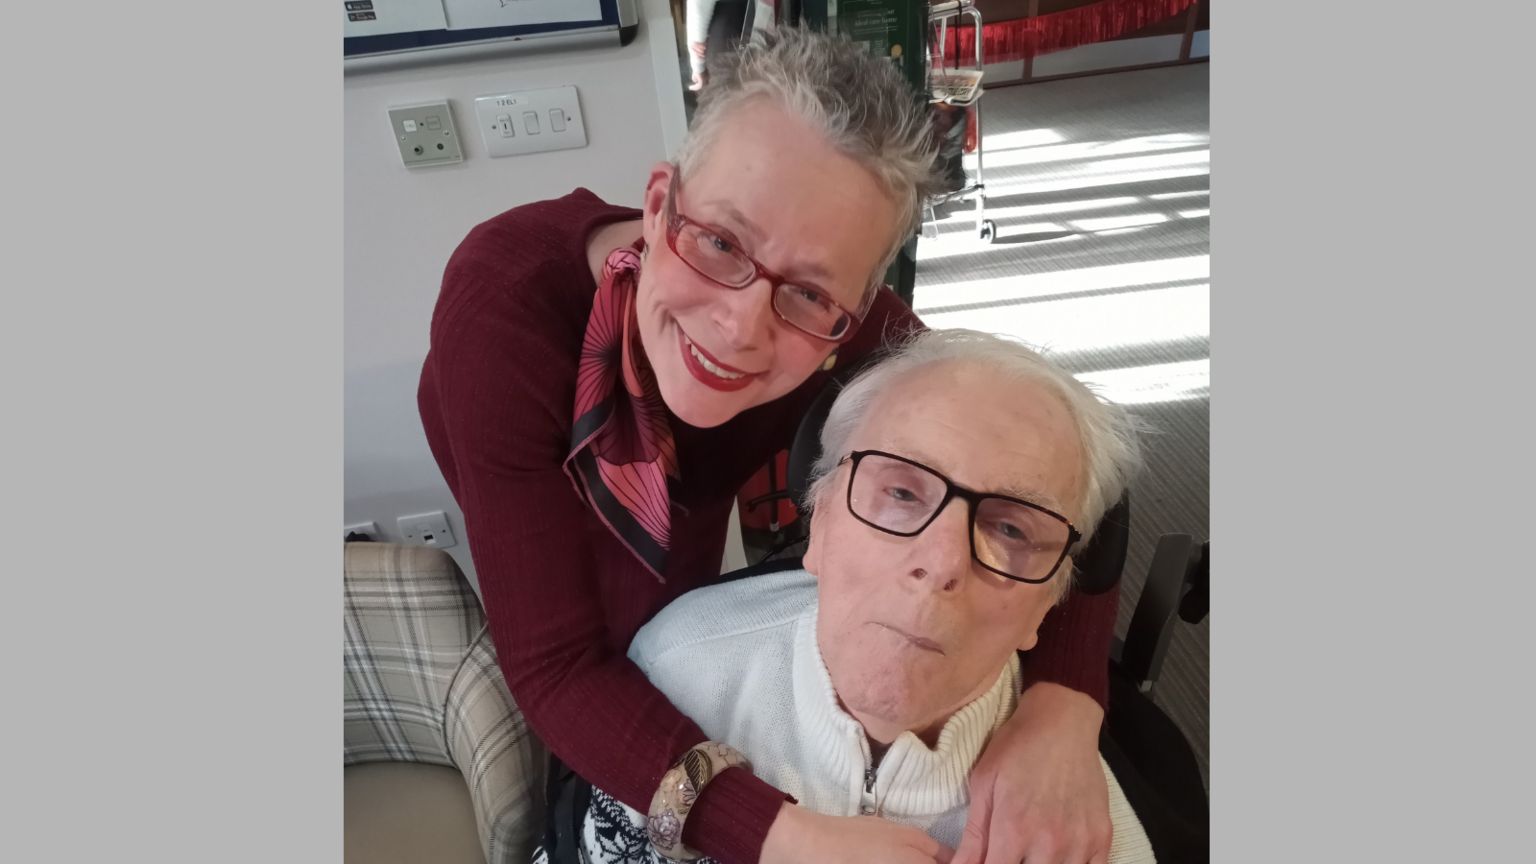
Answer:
[
  {"left": 805, "top": 329, "right": 1145, "bottom": 602},
  {"left": 677, "top": 25, "right": 944, "bottom": 308}
]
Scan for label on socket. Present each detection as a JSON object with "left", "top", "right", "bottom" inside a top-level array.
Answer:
[{"left": 474, "top": 87, "right": 587, "bottom": 158}]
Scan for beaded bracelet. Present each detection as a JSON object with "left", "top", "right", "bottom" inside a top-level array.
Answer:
[{"left": 645, "top": 741, "right": 752, "bottom": 862}]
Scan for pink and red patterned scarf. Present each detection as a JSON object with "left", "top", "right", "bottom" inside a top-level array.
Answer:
[{"left": 563, "top": 242, "right": 679, "bottom": 581}]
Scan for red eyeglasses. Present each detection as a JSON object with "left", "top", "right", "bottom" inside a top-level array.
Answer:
[{"left": 663, "top": 171, "right": 867, "bottom": 343}]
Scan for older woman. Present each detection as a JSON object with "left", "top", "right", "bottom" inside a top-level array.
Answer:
[
  {"left": 539, "top": 329, "right": 1149, "bottom": 864},
  {"left": 418, "top": 26, "right": 1124, "bottom": 864}
]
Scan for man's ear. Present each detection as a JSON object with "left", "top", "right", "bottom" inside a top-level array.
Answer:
[
  {"left": 802, "top": 487, "right": 828, "bottom": 578},
  {"left": 1016, "top": 557, "right": 1073, "bottom": 652},
  {"left": 1016, "top": 627, "right": 1040, "bottom": 653},
  {"left": 641, "top": 162, "right": 675, "bottom": 245},
  {"left": 1054, "top": 554, "right": 1076, "bottom": 609}
]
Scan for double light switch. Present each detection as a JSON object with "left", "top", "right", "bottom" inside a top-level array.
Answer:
[{"left": 473, "top": 86, "right": 586, "bottom": 158}]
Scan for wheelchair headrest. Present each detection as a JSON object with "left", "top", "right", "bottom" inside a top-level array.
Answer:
[{"left": 785, "top": 356, "right": 878, "bottom": 511}]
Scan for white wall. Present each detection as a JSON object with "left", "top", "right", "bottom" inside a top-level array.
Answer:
[{"left": 344, "top": 1, "right": 688, "bottom": 586}]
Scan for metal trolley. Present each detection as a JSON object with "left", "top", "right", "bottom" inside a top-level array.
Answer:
[{"left": 924, "top": 0, "right": 996, "bottom": 242}]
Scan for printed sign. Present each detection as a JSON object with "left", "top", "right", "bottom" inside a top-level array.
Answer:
[
  {"left": 342, "top": 0, "right": 448, "bottom": 38},
  {"left": 440, "top": 0, "right": 603, "bottom": 31}
]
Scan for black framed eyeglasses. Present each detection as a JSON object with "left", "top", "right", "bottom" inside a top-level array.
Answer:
[
  {"left": 663, "top": 170, "right": 866, "bottom": 343},
  {"left": 841, "top": 449, "right": 1082, "bottom": 585}
]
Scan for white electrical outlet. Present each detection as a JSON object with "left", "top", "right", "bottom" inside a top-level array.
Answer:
[
  {"left": 344, "top": 521, "right": 379, "bottom": 542},
  {"left": 473, "top": 87, "right": 587, "bottom": 159},
  {"left": 398, "top": 511, "right": 457, "bottom": 549}
]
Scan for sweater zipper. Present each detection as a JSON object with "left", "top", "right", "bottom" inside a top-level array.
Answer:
[{"left": 859, "top": 749, "right": 880, "bottom": 816}]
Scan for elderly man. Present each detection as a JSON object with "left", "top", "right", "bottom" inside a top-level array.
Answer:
[{"left": 537, "top": 329, "right": 1152, "bottom": 864}]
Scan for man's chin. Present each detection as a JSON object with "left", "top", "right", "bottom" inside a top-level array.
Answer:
[{"left": 838, "top": 681, "right": 938, "bottom": 735}]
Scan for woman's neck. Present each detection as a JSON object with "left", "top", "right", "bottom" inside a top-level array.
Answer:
[{"left": 585, "top": 217, "right": 645, "bottom": 289}]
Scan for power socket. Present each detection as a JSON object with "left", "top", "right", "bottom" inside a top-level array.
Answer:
[
  {"left": 388, "top": 101, "right": 464, "bottom": 168},
  {"left": 344, "top": 521, "right": 379, "bottom": 542},
  {"left": 397, "top": 511, "right": 458, "bottom": 549}
]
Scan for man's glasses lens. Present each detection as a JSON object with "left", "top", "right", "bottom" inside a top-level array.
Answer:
[{"left": 847, "top": 452, "right": 1073, "bottom": 583}]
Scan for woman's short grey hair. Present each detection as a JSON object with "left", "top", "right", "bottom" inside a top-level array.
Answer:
[
  {"left": 804, "top": 330, "right": 1145, "bottom": 601},
  {"left": 677, "top": 25, "right": 944, "bottom": 305}
]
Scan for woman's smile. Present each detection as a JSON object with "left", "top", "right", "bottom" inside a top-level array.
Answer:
[{"left": 676, "top": 325, "right": 759, "bottom": 392}]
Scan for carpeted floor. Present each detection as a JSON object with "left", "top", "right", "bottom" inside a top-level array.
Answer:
[{"left": 914, "top": 62, "right": 1211, "bottom": 786}]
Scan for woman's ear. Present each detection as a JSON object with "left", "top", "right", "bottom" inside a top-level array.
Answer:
[{"left": 641, "top": 162, "right": 675, "bottom": 245}]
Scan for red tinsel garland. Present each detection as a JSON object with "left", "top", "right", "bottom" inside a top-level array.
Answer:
[{"left": 932, "top": 0, "right": 1200, "bottom": 67}]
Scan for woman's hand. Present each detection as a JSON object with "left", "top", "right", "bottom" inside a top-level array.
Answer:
[
  {"left": 953, "top": 683, "right": 1112, "bottom": 864},
  {"left": 762, "top": 802, "right": 954, "bottom": 864}
]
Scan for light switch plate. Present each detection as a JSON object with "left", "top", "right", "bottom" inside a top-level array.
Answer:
[
  {"left": 474, "top": 87, "right": 587, "bottom": 159},
  {"left": 388, "top": 101, "right": 463, "bottom": 168}
]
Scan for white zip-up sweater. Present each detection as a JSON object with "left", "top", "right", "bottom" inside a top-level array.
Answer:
[{"left": 559, "top": 569, "right": 1154, "bottom": 864}]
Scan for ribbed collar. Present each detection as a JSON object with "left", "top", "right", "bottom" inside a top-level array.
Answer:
[{"left": 790, "top": 605, "right": 1020, "bottom": 818}]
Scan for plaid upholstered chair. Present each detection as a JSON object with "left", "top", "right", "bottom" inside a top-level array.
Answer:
[{"left": 344, "top": 542, "right": 547, "bottom": 864}]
